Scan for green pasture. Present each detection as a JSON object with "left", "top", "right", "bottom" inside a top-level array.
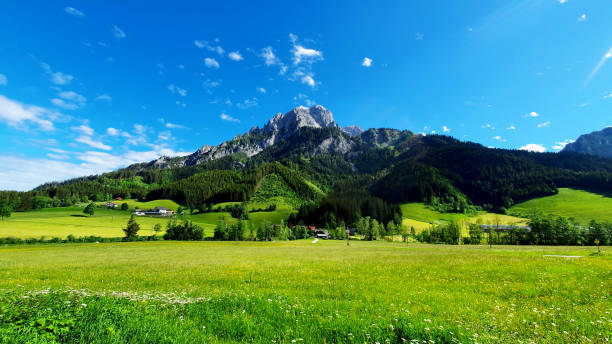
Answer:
[
  {"left": 0, "top": 241, "right": 609, "bottom": 343},
  {"left": 510, "top": 188, "right": 612, "bottom": 224},
  {"left": 401, "top": 202, "right": 527, "bottom": 233},
  {"left": 0, "top": 207, "right": 231, "bottom": 239},
  {"left": 96, "top": 199, "right": 181, "bottom": 211}
]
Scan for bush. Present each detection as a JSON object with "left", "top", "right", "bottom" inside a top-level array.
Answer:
[
  {"left": 163, "top": 220, "right": 204, "bottom": 241},
  {"left": 121, "top": 203, "right": 129, "bottom": 211}
]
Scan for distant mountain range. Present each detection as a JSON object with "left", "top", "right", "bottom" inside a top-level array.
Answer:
[
  {"left": 563, "top": 127, "right": 612, "bottom": 159},
  {"left": 26, "top": 105, "right": 612, "bottom": 218}
]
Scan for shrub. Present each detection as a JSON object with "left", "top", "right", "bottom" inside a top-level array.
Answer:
[
  {"left": 121, "top": 203, "right": 129, "bottom": 211},
  {"left": 163, "top": 220, "right": 204, "bottom": 241}
]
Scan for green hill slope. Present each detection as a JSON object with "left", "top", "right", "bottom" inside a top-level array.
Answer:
[{"left": 509, "top": 188, "right": 612, "bottom": 224}]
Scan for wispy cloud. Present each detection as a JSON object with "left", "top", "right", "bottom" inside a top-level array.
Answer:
[
  {"left": 194, "top": 40, "right": 224, "bottom": 55},
  {"left": 96, "top": 94, "right": 112, "bottom": 102},
  {"left": 577, "top": 13, "right": 587, "bottom": 22},
  {"left": 506, "top": 125, "right": 516, "bottom": 130},
  {"left": 228, "top": 51, "right": 243, "bottom": 61},
  {"left": 0, "top": 94, "right": 55, "bottom": 131},
  {"left": 525, "top": 111, "right": 539, "bottom": 118},
  {"left": 442, "top": 126, "right": 451, "bottom": 133},
  {"left": 40, "top": 63, "right": 73, "bottom": 85},
  {"left": 585, "top": 46, "right": 612, "bottom": 85},
  {"left": 520, "top": 143, "right": 546, "bottom": 153},
  {"left": 537, "top": 121, "right": 551, "bottom": 128},
  {"left": 112, "top": 25, "right": 126, "bottom": 39},
  {"left": 301, "top": 75, "right": 316, "bottom": 87},
  {"left": 361, "top": 57, "right": 372, "bottom": 67},
  {"left": 220, "top": 113, "right": 239, "bottom": 123},
  {"left": 64, "top": 7, "right": 84, "bottom": 17},
  {"left": 168, "top": 84, "right": 187, "bottom": 97},
  {"left": 204, "top": 57, "right": 220, "bottom": 69},
  {"left": 415, "top": 32, "right": 424, "bottom": 40},
  {"left": 0, "top": 74, "right": 6, "bottom": 85},
  {"left": 493, "top": 135, "right": 507, "bottom": 142},
  {"left": 236, "top": 98, "right": 258, "bottom": 110},
  {"left": 256, "top": 87, "right": 266, "bottom": 94}
]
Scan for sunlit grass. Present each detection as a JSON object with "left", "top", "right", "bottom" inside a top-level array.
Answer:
[
  {"left": 510, "top": 188, "right": 612, "bottom": 224},
  {"left": 0, "top": 241, "right": 610, "bottom": 343}
]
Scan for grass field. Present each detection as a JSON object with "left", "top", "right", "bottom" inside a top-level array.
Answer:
[
  {"left": 401, "top": 203, "right": 527, "bottom": 234},
  {"left": 0, "top": 241, "right": 609, "bottom": 343},
  {"left": 510, "top": 188, "right": 612, "bottom": 224},
  {"left": 0, "top": 207, "right": 233, "bottom": 239}
]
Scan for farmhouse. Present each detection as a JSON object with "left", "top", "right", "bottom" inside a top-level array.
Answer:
[{"left": 134, "top": 207, "right": 175, "bottom": 217}]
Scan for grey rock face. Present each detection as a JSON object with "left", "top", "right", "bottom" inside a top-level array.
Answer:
[
  {"left": 149, "top": 105, "right": 341, "bottom": 167},
  {"left": 563, "top": 127, "right": 612, "bottom": 159},
  {"left": 342, "top": 125, "right": 364, "bottom": 137}
]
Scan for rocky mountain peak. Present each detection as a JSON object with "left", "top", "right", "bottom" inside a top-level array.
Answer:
[
  {"left": 563, "top": 127, "right": 612, "bottom": 159},
  {"left": 263, "top": 105, "right": 338, "bottom": 133}
]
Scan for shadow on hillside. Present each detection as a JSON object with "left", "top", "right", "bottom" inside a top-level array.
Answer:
[{"left": 70, "top": 215, "right": 88, "bottom": 218}]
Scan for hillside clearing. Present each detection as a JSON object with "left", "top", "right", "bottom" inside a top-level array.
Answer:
[{"left": 510, "top": 188, "right": 612, "bottom": 224}]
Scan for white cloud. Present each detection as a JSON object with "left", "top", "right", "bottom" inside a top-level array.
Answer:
[
  {"left": 301, "top": 75, "right": 316, "bottom": 87},
  {"left": 577, "top": 14, "right": 587, "bottom": 22},
  {"left": 483, "top": 123, "right": 495, "bottom": 130},
  {"left": 204, "top": 57, "right": 220, "bottom": 69},
  {"left": 58, "top": 91, "right": 86, "bottom": 103},
  {"left": 493, "top": 135, "right": 507, "bottom": 142},
  {"left": 236, "top": 98, "right": 258, "bottom": 110},
  {"left": 526, "top": 111, "right": 539, "bottom": 118},
  {"left": 256, "top": 87, "right": 266, "bottom": 94},
  {"left": 506, "top": 125, "right": 516, "bottom": 130},
  {"left": 40, "top": 63, "right": 74, "bottom": 85},
  {"left": 0, "top": 94, "right": 54, "bottom": 131},
  {"left": 261, "top": 46, "right": 281, "bottom": 66},
  {"left": 51, "top": 98, "right": 78, "bottom": 110},
  {"left": 220, "top": 113, "right": 239, "bottom": 123},
  {"left": 64, "top": 7, "right": 84, "bottom": 17},
  {"left": 442, "top": 126, "right": 451, "bottom": 133},
  {"left": 559, "top": 0, "right": 568, "bottom": 3},
  {"left": 96, "top": 94, "right": 112, "bottom": 101},
  {"left": 362, "top": 57, "right": 372, "bottom": 67},
  {"left": 415, "top": 32, "right": 424, "bottom": 40},
  {"left": 112, "top": 25, "right": 126, "bottom": 38},
  {"left": 292, "top": 45, "right": 323, "bottom": 65},
  {"left": 75, "top": 136, "right": 111, "bottom": 150},
  {"left": 165, "top": 122, "right": 186, "bottom": 129},
  {"left": 0, "top": 148, "right": 191, "bottom": 190},
  {"left": 552, "top": 140, "right": 574, "bottom": 150},
  {"left": 107, "top": 127, "right": 119, "bottom": 136},
  {"left": 228, "top": 51, "right": 243, "bottom": 61},
  {"left": 537, "top": 121, "right": 551, "bottom": 128},
  {"left": 202, "top": 79, "right": 221, "bottom": 89},
  {"left": 520, "top": 144, "right": 546, "bottom": 153},
  {"left": 0, "top": 74, "right": 6, "bottom": 85},
  {"left": 294, "top": 93, "right": 316, "bottom": 107},
  {"left": 168, "top": 84, "right": 187, "bottom": 97},
  {"left": 72, "top": 124, "right": 94, "bottom": 136},
  {"left": 194, "top": 40, "right": 224, "bottom": 55}
]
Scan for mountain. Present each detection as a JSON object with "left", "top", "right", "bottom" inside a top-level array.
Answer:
[
  {"left": 136, "top": 105, "right": 341, "bottom": 169},
  {"left": 22, "top": 105, "right": 612, "bottom": 221},
  {"left": 563, "top": 127, "right": 612, "bottom": 159}
]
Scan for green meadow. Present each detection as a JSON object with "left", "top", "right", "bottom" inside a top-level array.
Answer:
[
  {"left": 510, "top": 188, "right": 612, "bottom": 224},
  {"left": 0, "top": 206, "right": 231, "bottom": 239},
  {"left": 0, "top": 241, "right": 610, "bottom": 343},
  {"left": 400, "top": 202, "right": 527, "bottom": 234}
]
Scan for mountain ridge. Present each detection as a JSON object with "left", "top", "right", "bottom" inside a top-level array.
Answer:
[{"left": 563, "top": 127, "right": 612, "bottom": 159}]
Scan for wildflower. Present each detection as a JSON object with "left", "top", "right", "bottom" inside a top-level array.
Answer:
[{"left": 80, "top": 303, "right": 87, "bottom": 307}]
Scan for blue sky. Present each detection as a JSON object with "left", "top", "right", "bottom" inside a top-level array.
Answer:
[{"left": 1, "top": 0, "right": 612, "bottom": 190}]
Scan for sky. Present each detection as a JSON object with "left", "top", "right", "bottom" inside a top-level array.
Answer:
[{"left": 1, "top": 0, "right": 612, "bottom": 191}]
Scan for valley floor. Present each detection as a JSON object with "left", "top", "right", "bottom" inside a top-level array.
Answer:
[{"left": 1, "top": 241, "right": 610, "bottom": 343}]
